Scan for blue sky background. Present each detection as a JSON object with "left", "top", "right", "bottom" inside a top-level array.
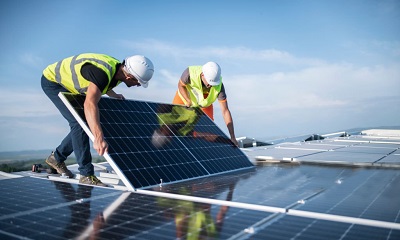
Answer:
[{"left": 0, "top": 0, "right": 399, "bottom": 151}]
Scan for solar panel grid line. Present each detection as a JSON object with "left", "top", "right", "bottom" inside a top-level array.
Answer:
[
  {"left": 137, "top": 189, "right": 286, "bottom": 213},
  {"left": 60, "top": 93, "right": 253, "bottom": 190},
  {"left": 288, "top": 217, "right": 320, "bottom": 239},
  {"left": 63, "top": 93, "right": 155, "bottom": 189},
  {"left": 255, "top": 217, "right": 394, "bottom": 240},
  {"left": 59, "top": 93, "right": 135, "bottom": 191},
  {"left": 151, "top": 103, "right": 252, "bottom": 163},
  {"left": 77, "top": 191, "right": 132, "bottom": 240},
  {"left": 0, "top": 230, "right": 31, "bottom": 240},
  {"left": 152, "top": 121, "right": 211, "bottom": 176},
  {"left": 320, "top": 170, "right": 380, "bottom": 214},
  {"left": 394, "top": 208, "right": 400, "bottom": 226},
  {"left": 372, "top": 155, "right": 393, "bottom": 164},
  {"left": 337, "top": 139, "right": 400, "bottom": 145},
  {"left": 92, "top": 198, "right": 163, "bottom": 239},
  {"left": 353, "top": 172, "right": 400, "bottom": 221},
  {"left": 139, "top": 205, "right": 276, "bottom": 240},
  {"left": 354, "top": 145, "right": 400, "bottom": 150},
  {"left": 58, "top": 93, "right": 94, "bottom": 141},
  {"left": 2, "top": 165, "right": 400, "bottom": 239},
  {"left": 300, "top": 220, "right": 350, "bottom": 240},
  {"left": 0, "top": 190, "right": 121, "bottom": 221},
  {"left": 137, "top": 189, "right": 400, "bottom": 231},
  {"left": 132, "top": 155, "right": 206, "bottom": 187},
  {"left": 335, "top": 139, "right": 366, "bottom": 144},
  {"left": 275, "top": 146, "right": 331, "bottom": 152},
  {"left": 228, "top": 190, "right": 328, "bottom": 240},
  {"left": 299, "top": 169, "right": 400, "bottom": 223},
  {"left": 287, "top": 209, "right": 400, "bottom": 230},
  {"left": 227, "top": 212, "right": 283, "bottom": 240},
  {"left": 151, "top": 106, "right": 213, "bottom": 153},
  {"left": 3, "top": 165, "right": 398, "bottom": 239},
  {"left": 286, "top": 151, "right": 330, "bottom": 160}
]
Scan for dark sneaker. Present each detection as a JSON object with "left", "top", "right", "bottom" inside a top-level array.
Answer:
[
  {"left": 45, "top": 152, "right": 74, "bottom": 178},
  {"left": 79, "top": 175, "right": 108, "bottom": 187}
]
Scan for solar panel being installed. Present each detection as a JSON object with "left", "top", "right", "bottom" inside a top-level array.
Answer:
[{"left": 59, "top": 93, "right": 254, "bottom": 190}]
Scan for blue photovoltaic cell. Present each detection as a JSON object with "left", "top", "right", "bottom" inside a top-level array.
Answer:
[
  {"left": 60, "top": 93, "right": 254, "bottom": 189},
  {"left": 2, "top": 166, "right": 400, "bottom": 239},
  {"left": 0, "top": 177, "right": 277, "bottom": 239}
]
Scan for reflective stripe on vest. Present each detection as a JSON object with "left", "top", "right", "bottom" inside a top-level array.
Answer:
[
  {"left": 184, "top": 66, "right": 222, "bottom": 108},
  {"left": 43, "top": 53, "right": 119, "bottom": 94}
]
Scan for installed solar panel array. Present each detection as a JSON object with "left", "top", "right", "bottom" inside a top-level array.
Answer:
[
  {"left": 2, "top": 93, "right": 399, "bottom": 239},
  {"left": 59, "top": 93, "right": 254, "bottom": 190},
  {"left": 245, "top": 132, "right": 400, "bottom": 168},
  {"left": 1, "top": 165, "right": 400, "bottom": 239}
]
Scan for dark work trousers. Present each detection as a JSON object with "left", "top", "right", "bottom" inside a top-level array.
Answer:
[{"left": 41, "top": 75, "right": 94, "bottom": 176}]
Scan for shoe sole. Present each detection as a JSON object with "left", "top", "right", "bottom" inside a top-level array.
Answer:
[
  {"left": 46, "top": 167, "right": 58, "bottom": 174},
  {"left": 45, "top": 160, "right": 74, "bottom": 178},
  {"left": 79, "top": 182, "right": 108, "bottom": 187}
]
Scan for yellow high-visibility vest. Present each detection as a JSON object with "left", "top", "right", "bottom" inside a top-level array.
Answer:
[
  {"left": 178, "top": 66, "right": 222, "bottom": 107},
  {"left": 43, "top": 53, "right": 121, "bottom": 94}
]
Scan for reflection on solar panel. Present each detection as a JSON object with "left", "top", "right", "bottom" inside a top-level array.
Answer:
[
  {"left": 1, "top": 165, "right": 400, "bottom": 239},
  {"left": 59, "top": 93, "right": 254, "bottom": 190}
]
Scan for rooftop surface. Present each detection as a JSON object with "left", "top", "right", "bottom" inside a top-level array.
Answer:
[{"left": 0, "top": 129, "right": 399, "bottom": 239}]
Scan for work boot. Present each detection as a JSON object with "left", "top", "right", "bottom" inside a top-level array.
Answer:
[
  {"left": 79, "top": 175, "right": 108, "bottom": 187},
  {"left": 45, "top": 152, "right": 74, "bottom": 178}
]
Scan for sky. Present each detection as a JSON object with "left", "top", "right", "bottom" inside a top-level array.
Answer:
[{"left": 0, "top": 0, "right": 399, "bottom": 152}]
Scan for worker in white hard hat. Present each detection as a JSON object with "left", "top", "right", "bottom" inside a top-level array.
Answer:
[
  {"left": 172, "top": 62, "right": 238, "bottom": 146},
  {"left": 41, "top": 53, "right": 154, "bottom": 186}
]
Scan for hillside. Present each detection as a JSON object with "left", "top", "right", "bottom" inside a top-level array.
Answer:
[{"left": 0, "top": 149, "right": 104, "bottom": 173}]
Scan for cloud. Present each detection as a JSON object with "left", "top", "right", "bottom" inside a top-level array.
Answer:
[
  {"left": 5, "top": 42, "right": 400, "bottom": 117},
  {"left": 109, "top": 68, "right": 178, "bottom": 104},
  {"left": 19, "top": 53, "right": 45, "bottom": 69},
  {"left": 156, "top": 69, "right": 180, "bottom": 86},
  {"left": 370, "top": 40, "right": 400, "bottom": 56},
  {"left": 343, "top": 40, "right": 400, "bottom": 60},
  {"left": 225, "top": 62, "right": 400, "bottom": 116},
  {"left": 0, "top": 116, "right": 68, "bottom": 151},
  {"left": 119, "top": 39, "right": 324, "bottom": 66},
  {"left": 2, "top": 40, "right": 399, "bottom": 151},
  {"left": 1, "top": 116, "right": 66, "bottom": 135},
  {"left": 115, "top": 40, "right": 400, "bottom": 137},
  {"left": 0, "top": 89, "right": 57, "bottom": 117}
]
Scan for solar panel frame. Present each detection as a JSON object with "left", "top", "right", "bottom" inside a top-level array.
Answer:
[{"left": 58, "top": 93, "right": 254, "bottom": 190}]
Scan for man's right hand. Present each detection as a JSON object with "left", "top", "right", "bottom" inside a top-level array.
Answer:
[{"left": 94, "top": 137, "right": 108, "bottom": 156}]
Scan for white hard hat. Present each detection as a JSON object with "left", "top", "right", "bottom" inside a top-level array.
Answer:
[
  {"left": 124, "top": 55, "right": 154, "bottom": 88},
  {"left": 202, "top": 61, "right": 221, "bottom": 86},
  {"left": 151, "top": 129, "right": 172, "bottom": 149}
]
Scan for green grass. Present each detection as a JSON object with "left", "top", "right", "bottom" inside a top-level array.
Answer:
[{"left": 0, "top": 157, "right": 106, "bottom": 173}]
